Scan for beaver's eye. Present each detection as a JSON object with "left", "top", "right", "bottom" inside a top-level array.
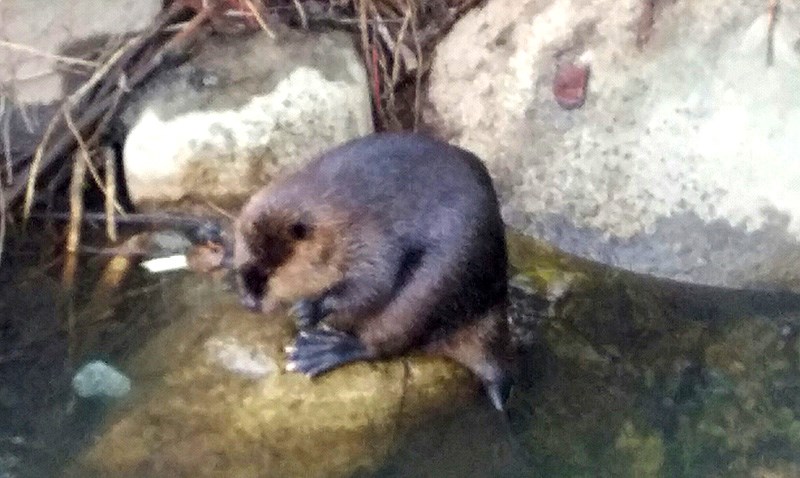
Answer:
[{"left": 290, "top": 222, "right": 310, "bottom": 240}]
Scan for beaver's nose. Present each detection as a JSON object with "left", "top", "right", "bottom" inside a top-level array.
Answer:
[{"left": 236, "top": 263, "right": 268, "bottom": 312}]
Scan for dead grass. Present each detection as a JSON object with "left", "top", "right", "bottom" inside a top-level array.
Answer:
[
  {"left": 322, "top": 0, "right": 484, "bottom": 130},
  {"left": 0, "top": 0, "right": 484, "bottom": 258}
]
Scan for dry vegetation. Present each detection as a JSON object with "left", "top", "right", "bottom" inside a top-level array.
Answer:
[{"left": 0, "top": 0, "right": 484, "bottom": 259}]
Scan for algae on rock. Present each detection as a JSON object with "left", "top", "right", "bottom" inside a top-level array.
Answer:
[{"left": 70, "top": 275, "right": 474, "bottom": 478}]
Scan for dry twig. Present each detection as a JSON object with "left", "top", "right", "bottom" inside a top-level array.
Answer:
[
  {"left": 64, "top": 110, "right": 103, "bottom": 197},
  {"left": 63, "top": 107, "right": 124, "bottom": 214},
  {"left": 22, "top": 112, "right": 60, "bottom": 221},
  {"left": 203, "top": 199, "right": 236, "bottom": 219},
  {"left": 67, "top": 36, "right": 139, "bottom": 107},
  {"left": 357, "top": 0, "right": 374, "bottom": 108},
  {"left": 0, "top": 39, "right": 100, "bottom": 68},
  {"left": 242, "top": 0, "right": 277, "bottom": 38},
  {"left": 7, "top": 3, "right": 200, "bottom": 212},
  {"left": 292, "top": 0, "right": 309, "bottom": 29},
  {"left": 340, "top": 0, "right": 480, "bottom": 129},
  {"left": 104, "top": 148, "right": 118, "bottom": 242},
  {"left": 1, "top": 96, "right": 11, "bottom": 182},
  {"left": 410, "top": 16, "right": 423, "bottom": 129},
  {"left": 66, "top": 150, "right": 88, "bottom": 254},
  {"left": 766, "top": 0, "right": 780, "bottom": 66},
  {"left": 387, "top": 11, "right": 411, "bottom": 124},
  {"left": 0, "top": 169, "right": 6, "bottom": 266}
]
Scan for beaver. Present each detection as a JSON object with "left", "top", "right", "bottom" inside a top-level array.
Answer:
[{"left": 233, "top": 132, "right": 513, "bottom": 410}]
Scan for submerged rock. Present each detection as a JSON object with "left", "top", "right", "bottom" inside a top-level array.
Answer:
[
  {"left": 503, "top": 233, "right": 800, "bottom": 477},
  {"left": 121, "top": 26, "right": 373, "bottom": 209},
  {"left": 64, "top": 232, "right": 800, "bottom": 477},
  {"left": 204, "top": 336, "right": 277, "bottom": 379},
  {"left": 72, "top": 361, "right": 131, "bottom": 399},
  {"left": 70, "top": 276, "right": 474, "bottom": 478},
  {"left": 428, "top": 0, "right": 800, "bottom": 292}
]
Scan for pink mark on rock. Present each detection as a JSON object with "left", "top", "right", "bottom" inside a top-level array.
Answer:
[{"left": 553, "top": 63, "right": 590, "bottom": 110}]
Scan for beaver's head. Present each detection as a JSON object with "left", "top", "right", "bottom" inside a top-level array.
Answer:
[{"left": 233, "top": 186, "right": 347, "bottom": 314}]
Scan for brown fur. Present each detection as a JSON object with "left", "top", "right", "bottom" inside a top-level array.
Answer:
[
  {"left": 233, "top": 132, "right": 513, "bottom": 409},
  {"left": 234, "top": 190, "right": 350, "bottom": 312}
]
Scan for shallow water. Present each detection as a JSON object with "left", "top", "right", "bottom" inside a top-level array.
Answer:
[
  {"left": 0, "top": 229, "right": 193, "bottom": 477},
  {"left": 3, "top": 230, "right": 800, "bottom": 477}
]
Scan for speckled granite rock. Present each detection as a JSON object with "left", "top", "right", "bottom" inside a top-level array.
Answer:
[
  {"left": 427, "top": 0, "right": 800, "bottom": 291},
  {"left": 121, "top": 27, "right": 373, "bottom": 209}
]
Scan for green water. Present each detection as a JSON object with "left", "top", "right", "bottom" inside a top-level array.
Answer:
[{"left": 3, "top": 229, "right": 800, "bottom": 477}]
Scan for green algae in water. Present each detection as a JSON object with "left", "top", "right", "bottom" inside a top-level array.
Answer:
[
  {"left": 9, "top": 228, "right": 800, "bottom": 477},
  {"left": 489, "top": 233, "right": 800, "bottom": 478},
  {"left": 615, "top": 420, "right": 665, "bottom": 477}
]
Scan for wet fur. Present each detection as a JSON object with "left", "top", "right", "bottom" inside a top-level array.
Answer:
[{"left": 234, "top": 132, "right": 513, "bottom": 409}]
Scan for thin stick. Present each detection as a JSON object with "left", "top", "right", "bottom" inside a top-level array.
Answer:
[
  {"left": 203, "top": 199, "right": 235, "bottom": 219},
  {"left": 367, "top": 2, "right": 390, "bottom": 122},
  {"left": 410, "top": 15, "right": 423, "bottom": 130},
  {"left": 371, "top": 41, "right": 385, "bottom": 124},
  {"left": 292, "top": 0, "right": 308, "bottom": 29},
  {"left": 66, "top": 150, "right": 87, "bottom": 254},
  {"left": 292, "top": 16, "right": 405, "bottom": 26},
  {"left": 7, "top": 3, "right": 201, "bottom": 209},
  {"left": 357, "top": 0, "right": 375, "bottom": 115},
  {"left": 87, "top": 87, "right": 123, "bottom": 146},
  {"left": 0, "top": 39, "right": 100, "bottom": 67},
  {"left": 104, "top": 148, "right": 117, "bottom": 242},
  {"left": 29, "top": 210, "right": 217, "bottom": 226},
  {"left": 388, "top": 10, "right": 411, "bottom": 123},
  {"left": 63, "top": 108, "right": 101, "bottom": 189},
  {"left": 67, "top": 36, "right": 139, "bottom": 107},
  {"left": 1, "top": 96, "right": 11, "bottom": 183},
  {"left": 0, "top": 166, "right": 6, "bottom": 266},
  {"left": 22, "top": 111, "right": 61, "bottom": 222},
  {"left": 241, "top": 0, "right": 276, "bottom": 38},
  {"left": 91, "top": 3, "right": 187, "bottom": 104},
  {"left": 160, "top": 3, "right": 215, "bottom": 53},
  {"left": 16, "top": 102, "right": 34, "bottom": 133},
  {"left": 63, "top": 107, "right": 124, "bottom": 213},
  {"left": 766, "top": 0, "right": 780, "bottom": 66}
]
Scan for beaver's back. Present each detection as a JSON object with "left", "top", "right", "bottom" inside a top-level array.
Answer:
[
  {"left": 301, "top": 132, "right": 503, "bottom": 246},
  {"left": 303, "top": 133, "right": 508, "bottom": 328},
  {"left": 239, "top": 133, "right": 513, "bottom": 409}
]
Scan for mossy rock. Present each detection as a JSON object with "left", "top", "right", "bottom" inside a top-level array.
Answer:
[
  {"left": 69, "top": 232, "right": 800, "bottom": 477},
  {"left": 69, "top": 277, "right": 474, "bottom": 478}
]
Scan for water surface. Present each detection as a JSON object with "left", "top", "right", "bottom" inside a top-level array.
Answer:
[{"left": 2, "top": 230, "right": 800, "bottom": 477}]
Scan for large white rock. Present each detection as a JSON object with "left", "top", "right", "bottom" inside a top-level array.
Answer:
[
  {"left": 427, "top": 0, "right": 800, "bottom": 290},
  {"left": 122, "top": 29, "right": 373, "bottom": 208}
]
